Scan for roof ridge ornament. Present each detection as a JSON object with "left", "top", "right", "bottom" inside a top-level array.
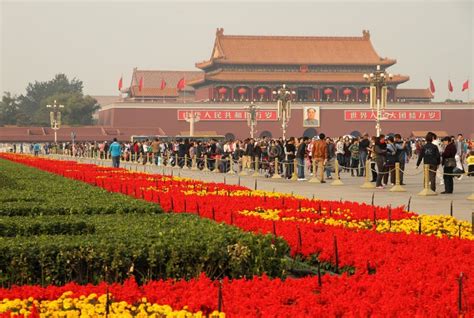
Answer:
[
  {"left": 216, "top": 28, "right": 224, "bottom": 37},
  {"left": 362, "top": 30, "right": 370, "bottom": 39}
]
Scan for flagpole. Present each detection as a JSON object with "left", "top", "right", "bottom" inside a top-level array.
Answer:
[{"left": 463, "top": 78, "right": 470, "bottom": 103}]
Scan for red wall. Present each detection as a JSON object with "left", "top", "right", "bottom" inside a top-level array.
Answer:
[{"left": 99, "top": 107, "right": 473, "bottom": 138}]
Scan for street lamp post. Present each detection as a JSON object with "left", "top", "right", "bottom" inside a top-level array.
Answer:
[
  {"left": 46, "top": 100, "right": 64, "bottom": 144},
  {"left": 184, "top": 110, "right": 200, "bottom": 137},
  {"left": 246, "top": 102, "right": 259, "bottom": 139},
  {"left": 272, "top": 84, "right": 295, "bottom": 140},
  {"left": 363, "top": 65, "right": 393, "bottom": 137}
]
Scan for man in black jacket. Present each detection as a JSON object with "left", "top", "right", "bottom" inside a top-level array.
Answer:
[
  {"left": 245, "top": 139, "right": 255, "bottom": 170},
  {"left": 296, "top": 137, "right": 310, "bottom": 180},
  {"left": 416, "top": 132, "right": 441, "bottom": 192}
]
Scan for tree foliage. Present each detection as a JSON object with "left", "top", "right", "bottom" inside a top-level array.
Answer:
[{"left": 0, "top": 74, "right": 99, "bottom": 126}]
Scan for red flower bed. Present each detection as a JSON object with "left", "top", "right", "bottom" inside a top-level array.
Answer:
[{"left": 0, "top": 153, "right": 473, "bottom": 317}]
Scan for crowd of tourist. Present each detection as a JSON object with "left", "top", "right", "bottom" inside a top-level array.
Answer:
[{"left": 2, "top": 132, "right": 472, "bottom": 194}]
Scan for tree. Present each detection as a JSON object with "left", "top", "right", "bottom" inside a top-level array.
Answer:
[
  {"left": 0, "top": 92, "right": 20, "bottom": 126},
  {"left": 43, "top": 93, "right": 99, "bottom": 126},
  {"left": 444, "top": 99, "right": 463, "bottom": 103},
  {"left": 16, "top": 74, "right": 84, "bottom": 125}
]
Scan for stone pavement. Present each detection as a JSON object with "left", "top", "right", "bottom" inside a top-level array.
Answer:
[{"left": 60, "top": 155, "right": 474, "bottom": 222}]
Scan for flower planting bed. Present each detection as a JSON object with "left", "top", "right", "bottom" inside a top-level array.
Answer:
[{"left": 0, "top": 153, "right": 473, "bottom": 317}]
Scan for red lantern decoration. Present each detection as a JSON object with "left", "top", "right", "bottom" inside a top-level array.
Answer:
[
  {"left": 324, "top": 88, "right": 333, "bottom": 95},
  {"left": 362, "top": 88, "right": 370, "bottom": 95},
  {"left": 257, "top": 88, "right": 266, "bottom": 95},
  {"left": 218, "top": 87, "right": 227, "bottom": 95},
  {"left": 238, "top": 87, "right": 247, "bottom": 95},
  {"left": 343, "top": 88, "right": 352, "bottom": 96}
]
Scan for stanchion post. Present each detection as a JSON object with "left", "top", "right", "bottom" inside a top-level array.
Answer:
[
  {"left": 290, "top": 160, "right": 298, "bottom": 181},
  {"left": 213, "top": 157, "right": 220, "bottom": 174},
  {"left": 191, "top": 155, "right": 198, "bottom": 171},
  {"left": 174, "top": 154, "right": 179, "bottom": 169},
  {"left": 361, "top": 160, "right": 375, "bottom": 189},
  {"left": 252, "top": 157, "right": 260, "bottom": 177},
  {"left": 390, "top": 162, "right": 406, "bottom": 192},
  {"left": 418, "top": 164, "right": 437, "bottom": 196},
  {"left": 203, "top": 155, "right": 210, "bottom": 172},
  {"left": 467, "top": 193, "right": 474, "bottom": 201},
  {"left": 228, "top": 158, "right": 236, "bottom": 175},
  {"left": 331, "top": 159, "right": 344, "bottom": 186},
  {"left": 272, "top": 158, "right": 281, "bottom": 179},
  {"left": 239, "top": 158, "right": 247, "bottom": 176},
  {"left": 471, "top": 212, "right": 473, "bottom": 234},
  {"left": 183, "top": 154, "right": 187, "bottom": 170}
]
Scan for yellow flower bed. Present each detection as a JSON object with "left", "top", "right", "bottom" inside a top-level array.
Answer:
[
  {"left": 239, "top": 208, "right": 473, "bottom": 240},
  {"left": 0, "top": 293, "right": 225, "bottom": 318},
  {"left": 182, "top": 189, "right": 304, "bottom": 199}
]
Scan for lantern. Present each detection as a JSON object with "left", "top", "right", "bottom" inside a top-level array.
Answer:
[
  {"left": 238, "top": 87, "right": 247, "bottom": 95},
  {"left": 324, "top": 88, "right": 333, "bottom": 95},
  {"left": 362, "top": 88, "right": 370, "bottom": 95},
  {"left": 218, "top": 87, "right": 227, "bottom": 95},
  {"left": 343, "top": 88, "right": 352, "bottom": 96},
  {"left": 257, "top": 88, "right": 266, "bottom": 95}
]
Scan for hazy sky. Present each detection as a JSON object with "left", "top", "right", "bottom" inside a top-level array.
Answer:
[{"left": 1, "top": 0, "right": 473, "bottom": 102}]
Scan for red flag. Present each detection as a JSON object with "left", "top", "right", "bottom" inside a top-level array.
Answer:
[
  {"left": 138, "top": 77, "right": 144, "bottom": 92},
  {"left": 160, "top": 79, "right": 166, "bottom": 90},
  {"left": 118, "top": 76, "right": 123, "bottom": 91},
  {"left": 429, "top": 78, "right": 435, "bottom": 94},
  {"left": 448, "top": 80, "right": 453, "bottom": 93},
  {"left": 462, "top": 80, "right": 469, "bottom": 92},
  {"left": 177, "top": 77, "right": 185, "bottom": 91}
]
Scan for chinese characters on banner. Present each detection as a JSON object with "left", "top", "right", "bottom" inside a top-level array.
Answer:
[
  {"left": 344, "top": 110, "right": 441, "bottom": 121},
  {"left": 177, "top": 110, "right": 278, "bottom": 121}
]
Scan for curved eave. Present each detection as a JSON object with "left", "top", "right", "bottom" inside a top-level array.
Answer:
[
  {"left": 390, "top": 75, "right": 410, "bottom": 85},
  {"left": 201, "top": 72, "right": 410, "bottom": 85},
  {"left": 196, "top": 60, "right": 214, "bottom": 70},
  {"left": 187, "top": 78, "right": 206, "bottom": 86}
]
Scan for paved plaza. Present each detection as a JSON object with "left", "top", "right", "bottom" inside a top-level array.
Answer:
[{"left": 63, "top": 156, "right": 474, "bottom": 222}]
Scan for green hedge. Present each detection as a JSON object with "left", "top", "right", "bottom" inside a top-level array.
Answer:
[
  {"left": 0, "top": 159, "right": 161, "bottom": 216},
  {"left": 0, "top": 216, "right": 95, "bottom": 236},
  {"left": 0, "top": 214, "right": 289, "bottom": 286}
]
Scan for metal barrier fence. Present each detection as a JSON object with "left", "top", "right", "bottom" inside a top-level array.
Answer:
[{"left": 52, "top": 151, "right": 474, "bottom": 201}]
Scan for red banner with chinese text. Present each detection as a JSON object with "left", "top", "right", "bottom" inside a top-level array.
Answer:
[
  {"left": 177, "top": 110, "right": 278, "bottom": 121},
  {"left": 344, "top": 110, "right": 441, "bottom": 121}
]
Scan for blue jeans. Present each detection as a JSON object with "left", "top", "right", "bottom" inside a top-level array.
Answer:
[
  {"left": 297, "top": 158, "right": 305, "bottom": 178},
  {"left": 112, "top": 156, "right": 120, "bottom": 168}
]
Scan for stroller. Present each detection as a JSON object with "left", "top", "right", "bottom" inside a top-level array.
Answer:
[{"left": 260, "top": 154, "right": 275, "bottom": 178}]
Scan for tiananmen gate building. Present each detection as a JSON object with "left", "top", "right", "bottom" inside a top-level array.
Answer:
[{"left": 1, "top": 29, "right": 471, "bottom": 142}]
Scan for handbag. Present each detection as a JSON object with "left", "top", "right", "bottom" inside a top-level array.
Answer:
[{"left": 444, "top": 157, "right": 456, "bottom": 168}]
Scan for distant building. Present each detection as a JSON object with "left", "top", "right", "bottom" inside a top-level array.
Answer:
[
  {"left": 125, "top": 69, "right": 203, "bottom": 103},
  {"left": 395, "top": 89, "right": 434, "bottom": 103}
]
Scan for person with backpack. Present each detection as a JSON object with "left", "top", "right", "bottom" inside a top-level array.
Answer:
[
  {"left": 373, "top": 135, "right": 387, "bottom": 189},
  {"left": 441, "top": 136, "right": 457, "bottom": 194},
  {"left": 416, "top": 132, "right": 441, "bottom": 192},
  {"left": 394, "top": 134, "right": 407, "bottom": 185},
  {"left": 348, "top": 138, "right": 360, "bottom": 177},
  {"left": 296, "top": 137, "right": 310, "bottom": 180}
]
